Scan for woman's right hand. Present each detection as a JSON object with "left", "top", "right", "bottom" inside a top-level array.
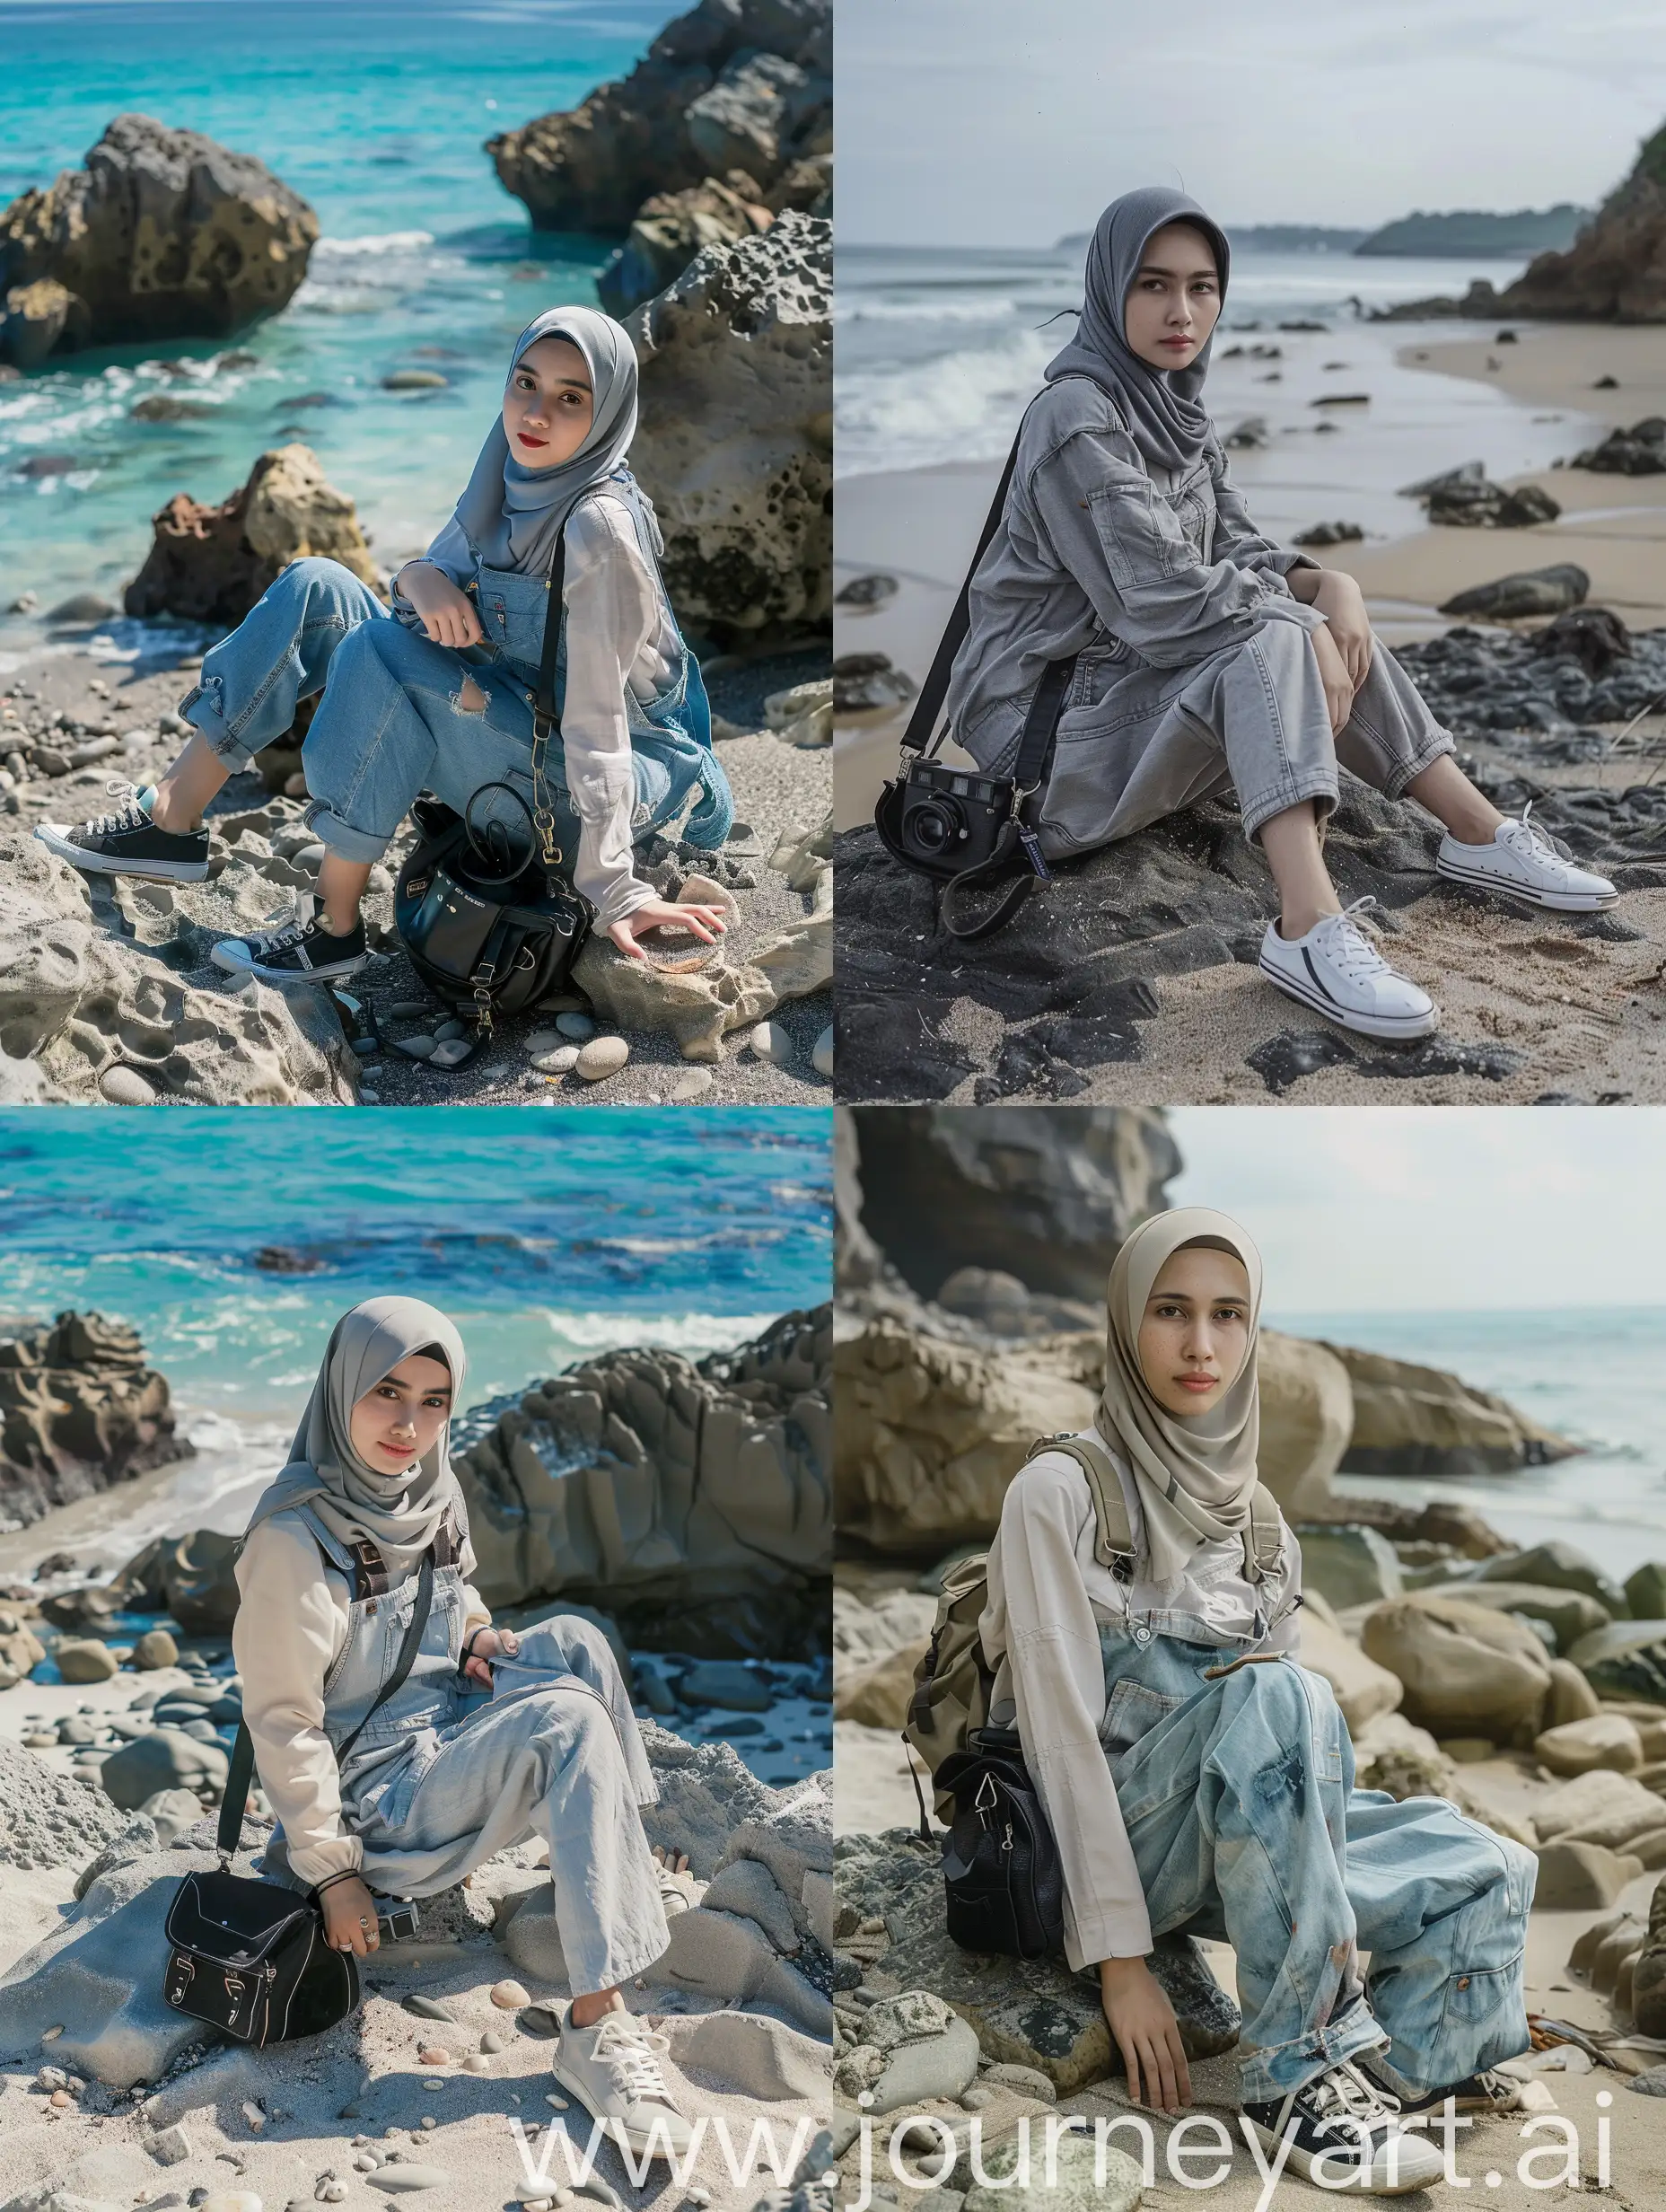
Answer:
[
  {"left": 319, "top": 1873, "right": 381, "bottom": 1957},
  {"left": 397, "top": 562, "right": 485, "bottom": 650},
  {"left": 1310, "top": 622, "right": 1355, "bottom": 737},
  {"left": 1099, "top": 1954, "right": 1192, "bottom": 2113}
]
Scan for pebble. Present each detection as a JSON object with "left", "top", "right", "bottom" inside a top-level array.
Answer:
[
  {"left": 812, "top": 1025, "right": 834, "bottom": 1078},
  {"left": 198, "top": 2196, "right": 263, "bottom": 2212},
  {"left": 37, "top": 2067, "right": 66, "bottom": 2091},
  {"left": 55, "top": 1638, "right": 119, "bottom": 1682},
  {"left": 365, "top": 2165, "right": 452, "bottom": 2194},
  {"left": 523, "top": 1028, "right": 566, "bottom": 1053},
  {"left": 749, "top": 1020, "right": 793, "bottom": 1066},
  {"left": 100, "top": 1065, "right": 158, "bottom": 1105},
  {"left": 479, "top": 2031, "right": 503, "bottom": 2052},
  {"left": 388, "top": 1000, "right": 430, "bottom": 1020},
  {"left": 574, "top": 1036, "right": 628, "bottom": 1082},
  {"left": 401, "top": 1995, "right": 457, "bottom": 2023},
  {"left": 359, "top": 1089, "right": 381, "bottom": 1105},
  {"left": 462, "top": 2052, "right": 491, "bottom": 2073},
  {"left": 318, "top": 2188, "right": 348, "bottom": 2206},
  {"left": 555, "top": 1012, "right": 595, "bottom": 1040},
  {"left": 69, "top": 736, "right": 118, "bottom": 768},
  {"left": 294, "top": 842, "right": 326, "bottom": 871},
  {"left": 670, "top": 1068, "right": 713, "bottom": 1101},
  {"left": 530, "top": 1045, "right": 579, "bottom": 1075},
  {"left": 395, "top": 1036, "right": 437, "bottom": 1060},
  {"left": 428, "top": 1038, "right": 473, "bottom": 1069},
  {"left": 434, "top": 1018, "right": 466, "bottom": 1041},
  {"left": 416, "top": 2045, "right": 449, "bottom": 2066},
  {"left": 545, "top": 2093, "right": 569, "bottom": 2111},
  {"left": 354, "top": 2155, "right": 381, "bottom": 2172},
  {"left": 490, "top": 1979, "right": 530, "bottom": 2008},
  {"left": 420, "top": 2115, "right": 437, "bottom": 2129}
]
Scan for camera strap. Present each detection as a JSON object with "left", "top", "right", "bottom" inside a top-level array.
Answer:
[
  {"left": 899, "top": 431, "right": 1022, "bottom": 762},
  {"left": 938, "top": 651, "right": 1078, "bottom": 941}
]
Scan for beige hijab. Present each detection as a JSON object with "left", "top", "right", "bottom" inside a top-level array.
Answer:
[
  {"left": 1094, "top": 1207, "right": 1263, "bottom": 1593},
  {"left": 244, "top": 1296, "right": 469, "bottom": 1579}
]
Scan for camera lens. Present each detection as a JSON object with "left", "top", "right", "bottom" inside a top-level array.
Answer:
[{"left": 910, "top": 799, "right": 960, "bottom": 854}]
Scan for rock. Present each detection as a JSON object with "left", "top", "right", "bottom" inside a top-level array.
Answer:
[
  {"left": 1634, "top": 1874, "right": 1666, "bottom": 2034},
  {"left": 401, "top": 1995, "right": 458, "bottom": 2023},
  {"left": 674, "top": 2010, "right": 829, "bottom": 2101},
  {"left": 700, "top": 1856, "right": 799, "bottom": 1952},
  {"left": 132, "top": 1629, "right": 179, "bottom": 1672},
  {"left": 833, "top": 654, "right": 916, "bottom": 715},
  {"left": 680, "top": 1659, "right": 775, "bottom": 1709},
  {"left": 489, "top": 1980, "right": 530, "bottom": 2010},
  {"left": 963, "top": 2130, "right": 1143, "bottom": 2212},
  {"left": 0, "top": 870, "right": 91, "bottom": 1058},
  {"left": 84, "top": 1528, "right": 242, "bottom": 1636},
  {"left": 835, "top": 1642, "right": 925, "bottom": 1731},
  {"left": 750, "top": 1020, "right": 793, "bottom": 1066},
  {"left": 599, "top": 175, "right": 776, "bottom": 320},
  {"left": 671, "top": 1066, "right": 714, "bottom": 1099},
  {"left": 1567, "top": 1621, "right": 1666, "bottom": 1703},
  {"left": 1470, "top": 1540, "right": 1627, "bottom": 1615},
  {"left": 1535, "top": 1714, "right": 1645, "bottom": 1777},
  {"left": 573, "top": 892, "right": 774, "bottom": 1063},
  {"left": 660, "top": 1905, "right": 828, "bottom": 2036},
  {"left": 1293, "top": 1523, "right": 1403, "bottom": 1608},
  {"left": 395, "top": 1037, "right": 437, "bottom": 1061},
  {"left": 627, "top": 212, "right": 829, "bottom": 639},
  {"left": 0, "top": 117, "right": 316, "bottom": 360},
  {"left": 427, "top": 1039, "right": 472, "bottom": 1070},
  {"left": 1536, "top": 1768, "right": 1666, "bottom": 1848},
  {"left": 0, "top": 1310, "right": 190, "bottom": 1531},
  {"left": 99, "top": 1726, "right": 228, "bottom": 1811},
  {"left": 147, "top": 2122, "right": 193, "bottom": 2165},
  {"left": 1415, "top": 1580, "right": 1611, "bottom": 1654},
  {"left": 1296, "top": 1614, "right": 1403, "bottom": 1733},
  {"left": 554, "top": 1011, "right": 595, "bottom": 1040},
  {"left": 837, "top": 573, "right": 899, "bottom": 609},
  {"left": 137, "top": 1788, "right": 205, "bottom": 1848},
  {"left": 1323, "top": 1344, "right": 1574, "bottom": 1478},
  {"left": 1572, "top": 417, "right": 1666, "bottom": 473},
  {"left": 811, "top": 1026, "right": 833, "bottom": 1078},
  {"left": 97, "top": 1066, "right": 156, "bottom": 1105},
  {"left": 125, "top": 445, "right": 380, "bottom": 626},
  {"left": 55, "top": 1639, "right": 119, "bottom": 1682},
  {"left": 381, "top": 370, "right": 446, "bottom": 391},
  {"left": 1361, "top": 1594, "right": 1554, "bottom": 1739},
  {"left": 365, "top": 2172, "right": 452, "bottom": 2197},
  {"left": 1292, "top": 520, "right": 1364, "bottom": 546},
  {"left": 1533, "top": 1839, "right": 1644, "bottom": 1909},
  {"left": 835, "top": 1992, "right": 979, "bottom": 2114},
  {"left": 573, "top": 1036, "right": 628, "bottom": 1082},
  {"left": 1438, "top": 563, "right": 1590, "bottom": 620}
]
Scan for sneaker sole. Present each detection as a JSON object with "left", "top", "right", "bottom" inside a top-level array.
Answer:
[
  {"left": 35, "top": 824, "right": 209, "bottom": 883},
  {"left": 547, "top": 2059, "right": 689, "bottom": 2161},
  {"left": 1434, "top": 854, "right": 1618, "bottom": 912},
  {"left": 1258, "top": 953, "right": 1439, "bottom": 1042},
  {"left": 1242, "top": 2120, "right": 1445, "bottom": 2197},
  {"left": 210, "top": 944, "right": 367, "bottom": 986}
]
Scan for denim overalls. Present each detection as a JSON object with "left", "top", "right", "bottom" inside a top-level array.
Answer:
[
  {"left": 1082, "top": 1526, "right": 1538, "bottom": 2104},
  {"left": 179, "top": 468, "right": 733, "bottom": 886},
  {"left": 254, "top": 1501, "right": 672, "bottom": 1997}
]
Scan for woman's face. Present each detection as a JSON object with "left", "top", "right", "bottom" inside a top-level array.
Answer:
[
  {"left": 348, "top": 1354, "right": 452, "bottom": 1477},
  {"left": 502, "top": 336, "right": 595, "bottom": 469},
  {"left": 1135, "top": 1247, "right": 1251, "bottom": 1418},
  {"left": 1121, "top": 222, "right": 1223, "bottom": 374}
]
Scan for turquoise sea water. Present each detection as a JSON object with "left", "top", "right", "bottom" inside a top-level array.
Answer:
[{"left": 0, "top": 0, "right": 667, "bottom": 642}]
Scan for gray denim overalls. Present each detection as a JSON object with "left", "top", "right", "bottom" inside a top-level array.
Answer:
[{"left": 257, "top": 1500, "right": 672, "bottom": 1997}]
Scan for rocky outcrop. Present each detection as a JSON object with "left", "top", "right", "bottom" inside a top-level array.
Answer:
[
  {"left": 48, "top": 1527, "right": 245, "bottom": 1637},
  {"left": 1326, "top": 1341, "right": 1576, "bottom": 1477},
  {"left": 0, "top": 1312, "right": 191, "bottom": 1527},
  {"left": 124, "top": 443, "right": 380, "bottom": 626},
  {"left": 452, "top": 1306, "right": 831, "bottom": 1660},
  {"left": 627, "top": 211, "right": 831, "bottom": 639},
  {"left": 487, "top": 0, "right": 829, "bottom": 238},
  {"left": 1486, "top": 122, "right": 1666, "bottom": 321},
  {"left": 0, "top": 115, "right": 318, "bottom": 362},
  {"left": 1361, "top": 1593, "right": 1555, "bottom": 1741}
]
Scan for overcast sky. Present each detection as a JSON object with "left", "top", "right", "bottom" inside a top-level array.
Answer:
[
  {"left": 1168, "top": 1108, "right": 1666, "bottom": 1314},
  {"left": 837, "top": 0, "right": 1666, "bottom": 247}
]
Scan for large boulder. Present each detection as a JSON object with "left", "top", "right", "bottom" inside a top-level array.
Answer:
[
  {"left": 0, "top": 1310, "right": 191, "bottom": 1528},
  {"left": 125, "top": 443, "right": 380, "bottom": 625},
  {"left": 0, "top": 115, "right": 317, "bottom": 359},
  {"left": 1469, "top": 1540, "right": 1627, "bottom": 1616},
  {"left": 1485, "top": 122, "right": 1666, "bottom": 321},
  {"left": 1360, "top": 1593, "right": 1554, "bottom": 1740},
  {"left": 627, "top": 211, "right": 830, "bottom": 639},
  {"left": 1297, "top": 1615, "right": 1403, "bottom": 1734},
  {"left": 600, "top": 173, "right": 774, "bottom": 320},
  {"left": 1567, "top": 1620, "right": 1666, "bottom": 1703},
  {"left": 451, "top": 1306, "right": 830, "bottom": 1659},
  {"left": 66, "top": 1527, "right": 244, "bottom": 1637},
  {"left": 487, "top": 0, "right": 830, "bottom": 234},
  {"left": 1325, "top": 1342, "right": 1577, "bottom": 1478},
  {"left": 1412, "top": 1579, "right": 1611, "bottom": 1654}
]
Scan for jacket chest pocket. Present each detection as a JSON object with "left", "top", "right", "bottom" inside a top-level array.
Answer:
[{"left": 1100, "top": 1676, "right": 1186, "bottom": 1757}]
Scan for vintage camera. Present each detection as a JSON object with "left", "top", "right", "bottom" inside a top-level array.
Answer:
[
  {"left": 373, "top": 1897, "right": 421, "bottom": 1942},
  {"left": 895, "top": 758, "right": 1018, "bottom": 879}
]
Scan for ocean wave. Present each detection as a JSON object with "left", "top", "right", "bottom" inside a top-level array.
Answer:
[
  {"left": 313, "top": 230, "right": 438, "bottom": 259},
  {"left": 833, "top": 294, "right": 1024, "bottom": 326},
  {"left": 836, "top": 327, "right": 1054, "bottom": 478},
  {"left": 535, "top": 1309, "right": 787, "bottom": 1353}
]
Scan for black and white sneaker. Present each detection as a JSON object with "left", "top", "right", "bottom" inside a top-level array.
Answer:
[
  {"left": 36, "top": 783, "right": 210, "bottom": 882},
  {"left": 1242, "top": 2057, "right": 1449, "bottom": 2195},
  {"left": 210, "top": 891, "right": 368, "bottom": 987},
  {"left": 1367, "top": 2065, "right": 1524, "bottom": 2116}
]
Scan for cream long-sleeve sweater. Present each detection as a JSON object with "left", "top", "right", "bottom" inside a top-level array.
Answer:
[
  {"left": 231, "top": 1509, "right": 492, "bottom": 1889},
  {"left": 978, "top": 1438, "right": 1303, "bottom": 1971}
]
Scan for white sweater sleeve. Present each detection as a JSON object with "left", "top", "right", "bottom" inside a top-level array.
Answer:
[
  {"left": 232, "top": 1514, "right": 361, "bottom": 1890},
  {"left": 558, "top": 496, "right": 663, "bottom": 930},
  {"left": 980, "top": 1456, "right": 1153, "bottom": 1967}
]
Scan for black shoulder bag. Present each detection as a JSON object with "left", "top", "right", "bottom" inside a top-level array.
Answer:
[
  {"left": 161, "top": 1554, "right": 434, "bottom": 2047},
  {"left": 872, "top": 425, "right": 1081, "bottom": 942},
  {"left": 394, "top": 529, "right": 593, "bottom": 1048},
  {"left": 918, "top": 1722, "right": 1066, "bottom": 1960}
]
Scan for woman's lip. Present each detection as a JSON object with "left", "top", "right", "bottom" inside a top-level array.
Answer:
[
  {"left": 516, "top": 432, "right": 548, "bottom": 447},
  {"left": 376, "top": 1440, "right": 411, "bottom": 1456},
  {"left": 1161, "top": 338, "right": 1194, "bottom": 349},
  {"left": 1176, "top": 1375, "right": 1216, "bottom": 1391}
]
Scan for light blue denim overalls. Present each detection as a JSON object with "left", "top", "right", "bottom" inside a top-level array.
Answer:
[
  {"left": 255, "top": 1499, "right": 672, "bottom": 1998},
  {"left": 1074, "top": 1520, "right": 1537, "bottom": 2104},
  {"left": 179, "top": 466, "right": 733, "bottom": 880}
]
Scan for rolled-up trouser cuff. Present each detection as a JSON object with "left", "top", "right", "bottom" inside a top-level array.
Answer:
[
  {"left": 180, "top": 681, "right": 261, "bottom": 775},
  {"left": 302, "top": 800, "right": 392, "bottom": 865},
  {"left": 1378, "top": 726, "right": 1457, "bottom": 803},
  {"left": 1238, "top": 1997, "right": 1391, "bottom": 2105},
  {"left": 1240, "top": 767, "right": 1341, "bottom": 847}
]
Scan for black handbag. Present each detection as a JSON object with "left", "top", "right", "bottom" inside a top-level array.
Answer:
[
  {"left": 162, "top": 1555, "right": 434, "bottom": 2047},
  {"left": 873, "top": 420, "right": 1080, "bottom": 942},
  {"left": 394, "top": 528, "right": 592, "bottom": 1049},
  {"left": 916, "top": 1723, "right": 1066, "bottom": 1961}
]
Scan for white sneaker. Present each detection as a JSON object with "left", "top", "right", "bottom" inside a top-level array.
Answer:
[
  {"left": 550, "top": 2007, "right": 693, "bottom": 2159},
  {"left": 1435, "top": 801, "right": 1618, "bottom": 911},
  {"left": 1258, "top": 897, "right": 1437, "bottom": 1041},
  {"left": 1243, "top": 2058, "right": 1450, "bottom": 2196}
]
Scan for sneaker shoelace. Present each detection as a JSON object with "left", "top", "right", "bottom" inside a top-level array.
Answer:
[
  {"left": 584, "top": 2012, "right": 675, "bottom": 2104},
  {"left": 1498, "top": 801, "right": 1575, "bottom": 873},
  {"left": 1309, "top": 896, "right": 1395, "bottom": 982},
  {"left": 81, "top": 780, "right": 153, "bottom": 840},
  {"left": 1294, "top": 2057, "right": 1402, "bottom": 2146},
  {"left": 244, "top": 895, "right": 316, "bottom": 957}
]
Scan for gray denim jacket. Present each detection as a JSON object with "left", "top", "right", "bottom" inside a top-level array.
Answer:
[{"left": 943, "top": 376, "right": 1328, "bottom": 773}]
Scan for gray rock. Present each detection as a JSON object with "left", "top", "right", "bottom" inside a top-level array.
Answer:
[
  {"left": 1439, "top": 563, "right": 1590, "bottom": 620},
  {"left": 1471, "top": 1541, "right": 1627, "bottom": 1616},
  {"left": 365, "top": 2168, "right": 451, "bottom": 2195},
  {"left": 680, "top": 1659, "right": 776, "bottom": 1711},
  {"left": 675, "top": 2010, "right": 831, "bottom": 2102},
  {"left": 399, "top": 1995, "right": 457, "bottom": 2023},
  {"left": 659, "top": 1905, "right": 829, "bottom": 2037},
  {"left": 500, "top": 1892, "right": 567, "bottom": 1985},
  {"left": 717, "top": 1771, "right": 833, "bottom": 1949},
  {"left": 146, "top": 2122, "right": 193, "bottom": 2165},
  {"left": 1532, "top": 1839, "right": 1644, "bottom": 1909},
  {"left": 836, "top": 1992, "right": 980, "bottom": 2114},
  {"left": 100, "top": 1727, "right": 228, "bottom": 1811},
  {"left": 701, "top": 1856, "right": 800, "bottom": 1953},
  {"left": 1293, "top": 1524, "right": 1404, "bottom": 1609},
  {"left": 963, "top": 2130, "right": 1143, "bottom": 2212},
  {"left": 0, "top": 874, "right": 91, "bottom": 1058},
  {"left": 1629, "top": 2066, "right": 1666, "bottom": 2096}
]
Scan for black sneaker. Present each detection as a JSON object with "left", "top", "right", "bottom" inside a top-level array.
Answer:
[
  {"left": 1242, "top": 2058, "right": 1447, "bottom": 2195},
  {"left": 37, "top": 784, "right": 210, "bottom": 882},
  {"left": 1368, "top": 2065, "right": 1524, "bottom": 2116},
  {"left": 210, "top": 892, "right": 367, "bottom": 986}
]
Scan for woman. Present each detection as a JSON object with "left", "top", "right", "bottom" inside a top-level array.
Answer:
[
  {"left": 232, "top": 1295, "right": 696, "bottom": 2160},
  {"left": 943, "top": 189, "right": 1617, "bottom": 1040},
  {"left": 979, "top": 1209, "right": 1536, "bottom": 2194},
  {"left": 39, "top": 305, "right": 732, "bottom": 986}
]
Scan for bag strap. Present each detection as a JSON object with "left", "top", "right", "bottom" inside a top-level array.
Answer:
[
  {"left": 1244, "top": 1482, "right": 1286, "bottom": 1584},
  {"left": 936, "top": 651, "right": 1080, "bottom": 941},
  {"left": 529, "top": 527, "right": 568, "bottom": 870},
  {"left": 899, "top": 430, "right": 1022, "bottom": 762},
  {"left": 217, "top": 1551, "right": 436, "bottom": 1874},
  {"left": 1024, "top": 1430, "right": 1134, "bottom": 1567}
]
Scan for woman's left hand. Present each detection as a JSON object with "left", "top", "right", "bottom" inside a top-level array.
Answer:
[
  {"left": 463, "top": 1625, "right": 520, "bottom": 1688},
  {"left": 1311, "top": 570, "right": 1374, "bottom": 690},
  {"left": 607, "top": 898, "right": 729, "bottom": 962}
]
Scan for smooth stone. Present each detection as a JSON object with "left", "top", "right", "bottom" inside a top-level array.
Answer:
[
  {"left": 428, "top": 1040, "right": 474, "bottom": 1069},
  {"left": 523, "top": 1028, "right": 565, "bottom": 1053},
  {"left": 387, "top": 1001, "right": 429, "bottom": 1020},
  {"left": 676, "top": 1659, "right": 775, "bottom": 1711},
  {"left": 197, "top": 2195, "right": 263, "bottom": 2212},
  {"left": 100, "top": 1066, "right": 157, "bottom": 1105},
  {"left": 434, "top": 1019, "right": 466, "bottom": 1041},
  {"left": 1535, "top": 1714, "right": 1645, "bottom": 1778},
  {"left": 812, "top": 1025, "right": 833, "bottom": 1078},
  {"left": 671, "top": 1067, "right": 713, "bottom": 1101},
  {"left": 365, "top": 2165, "right": 451, "bottom": 2193},
  {"left": 56, "top": 1639, "right": 120, "bottom": 1682},
  {"left": 132, "top": 1629, "right": 179, "bottom": 1671},
  {"left": 395, "top": 1037, "right": 437, "bottom": 1060},
  {"left": 489, "top": 1979, "right": 530, "bottom": 2009},
  {"left": 554, "top": 1012, "right": 594, "bottom": 1040},
  {"left": 530, "top": 1046, "right": 578, "bottom": 1075},
  {"left": 1533, "top": 1839, "right": 1644, "bottom": 1909},
  {"left": 749, "top": 1020, "right": 793, "bottom": 1066},
  {"left": 401, "top": 1995, "right": 457, "bottom": 2022},
  {"left": 478, "top": 2032, "right": 503, "bottom": 2052},
  {"left": 462, "top": 2052, "right": 491, "bottom": 2073},
  {"left": 574, "top": 1037, "right": 627, "bottom": 1082}
]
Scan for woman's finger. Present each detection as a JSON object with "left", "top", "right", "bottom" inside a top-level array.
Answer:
[
  {"left": 1117, "top": 2032, "right": 1142, "bottom": 2107},
  {"left": 1169, "top": 2026, "right": 1193, "bottom": 2108},
  {"left": 1147, "top": 2035, "right": 1178, "bottom": 2112}
]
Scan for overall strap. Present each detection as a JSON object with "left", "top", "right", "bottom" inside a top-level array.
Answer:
[{"left": 530, "top": 527, "right": 568, "bottom": 869}]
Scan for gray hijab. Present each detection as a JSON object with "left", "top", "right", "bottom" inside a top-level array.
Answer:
[
  {"left": 452, "top": 304, "right": 644, "bottom": 575},
  {"left": 1044, "top": 185, "right": 1231, "bottom": 476},
  {"left": 244, "top": 1297, "right": 469, "bottom": 1579}
]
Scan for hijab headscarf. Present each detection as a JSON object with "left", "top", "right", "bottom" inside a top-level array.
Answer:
[
  {"left": 1093, "top": 1207, "right": 1263, "bottom": 1592},
  {"left": 1044, "top": 185, "right": 1232, "bottom": 476},
  {"left": 451, "top": 304, "right": 647, "bottom": 575},
  {"left": 244, "top": 1297, "right": 469, "bottom": 1579}
]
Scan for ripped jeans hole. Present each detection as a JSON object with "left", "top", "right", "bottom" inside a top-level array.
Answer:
[
  {"left": 1255, "top": 1743, "right": 1306, "bottom": 1804},
  {"left": 452, "top": 677, "right": 488, "bottom": 715}
]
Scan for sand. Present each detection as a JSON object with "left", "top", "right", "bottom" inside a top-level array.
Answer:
[{"left": 834, "top": 320, "right": 1666, "bottom": 1104}]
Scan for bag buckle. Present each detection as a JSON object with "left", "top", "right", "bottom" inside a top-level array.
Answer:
[
  {"left": 974, "top": 1770, "right": 998, "bottom": 1827},
  {"left": 471, "top": 982, "right": 495, "bottom": 1037}
]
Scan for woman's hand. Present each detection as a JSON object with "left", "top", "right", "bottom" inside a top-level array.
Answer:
[
  {"left": 607, "top": 898, "right": 730, "bottom": 963},
  {"left": 320, "top": 1873, "right": 381, "bottom": 1957},
  {"left": 1312, "top": 569, "right": 1373, "bottom": 691},
  {"left": 397, "top": 562, "right": 485, "bottom": 650},
  {"left": 462, "top": 1624, "right": 520, "bottom": 1689},
  {"left": 1099, "top": 1954, "right": 1193, "bottom": 2113},
  {"left": 1310, "top": 622, "right": 1357, "bottom": 738}
]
